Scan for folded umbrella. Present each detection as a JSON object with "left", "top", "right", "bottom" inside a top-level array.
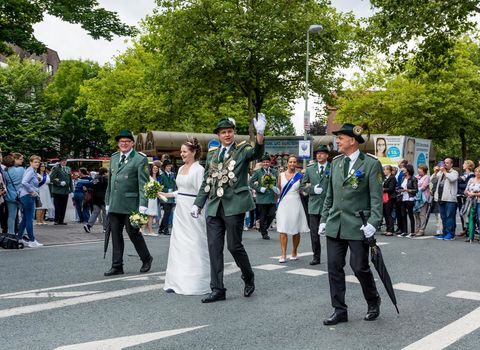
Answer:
[
  {"left": 103, "top": 221, "right": 111, "bottom": 259},
  {"left": 360, "top": 211, "right": 400, "bottom": 314}
]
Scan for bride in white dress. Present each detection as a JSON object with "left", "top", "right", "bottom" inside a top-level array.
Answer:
[
  {"left": 276, "top": 155, "right": 309, "bottom": 263},
  {"left": 160, "top": 139, "right": 210, "bottom": 295}
]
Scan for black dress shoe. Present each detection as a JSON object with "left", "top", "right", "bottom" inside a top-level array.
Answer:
[
  {"left": 364, "top": 298, "right": 381, "bottom": 321},
  {"left": 140, "top": 256, "right": 153, "bottom": 273},
  {"left": 244, "top": 281, "right": 255, "bottom": 297},
  {"left": 104, "top": 267, "right": 124, "bottom": 276},
  {"left": 261, "top": 234, "right": 270, "bottom": 240},
  {"left": 309, "top": 258, "right": 320, "bottom": 265},
  {"left": 201, "top": 291, "right": 226, "bottom": 303},
  {"left": 323, "top": 311, "right": 348, "bottom": 325},
  {"left": 163, "top": 231, "right": 171, "bottom": 236}
]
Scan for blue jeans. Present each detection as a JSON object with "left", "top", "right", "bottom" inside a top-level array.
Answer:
[
  {"left": 73, "top": 193, "right": 90, "bottom": 223},
  {"left": 439, "top": 201, "right": 457, "bottom": 236},
  {"left": 17, "top": 195, "right": 36, "bottom": 241},
  {"left": 6, "top": 200, "right": 20, "bottom": 234}
]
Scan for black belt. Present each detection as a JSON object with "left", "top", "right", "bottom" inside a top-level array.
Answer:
[{"left": 178, "top": 193, "right": 197, "bottom": 198}]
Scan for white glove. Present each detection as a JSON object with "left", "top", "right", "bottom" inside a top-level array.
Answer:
[
  {"left": 190, "top": 205, "right": 201, "bottom": 218},
  {"left": 259, "top": 187, "right": 266, "bottom": 193},
  {"left": 318, "top": 223, "right": 326, "bottom": 236},
  {"left": 360, "top": 223, "right": 376, "bottom": 238},
  {"left": 272, "top": 186, "right": 280, "bottom": 195},
  {"left": 139, "top": 206, "right": 148, "bottom": 214},
  {"left": 253, "top": 113, "right": 267, "bottom": 134},
  {"left": 313, "top": 184, "right": 323, "bottom": 195},
  {"left": 105, "top": 205, "right": 109, "bottom": 214},
  {"left": 60, "top": 181, "right": 66, "bottom": 186}
]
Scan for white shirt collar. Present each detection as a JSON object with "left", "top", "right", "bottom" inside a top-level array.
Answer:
[
  {"left": 221, "top": 143, "right": 234, "bottom": 157},
  {"left": 346, "top": 149, "right": 360, "bottom": 172},
  {"left": 121, "top": 149, "right": 133, "bottom": 160},
  {"left": 318, "top": 161, "right": 327, "bottom": 172}
]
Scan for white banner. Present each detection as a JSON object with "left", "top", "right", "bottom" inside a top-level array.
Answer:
[{"left": 298, "top": 140, "right": 311, "bottom": 160}]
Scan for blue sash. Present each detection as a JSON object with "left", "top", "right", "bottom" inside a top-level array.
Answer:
[
  {"left": 39, "top": 172, "right": 47, "bottom": 187},
  {"left": 277, "top": 172, "right": 303, "bottom": 207}
]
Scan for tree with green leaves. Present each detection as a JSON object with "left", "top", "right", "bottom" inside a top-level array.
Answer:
[
  {"left": 0, "top": 56, "right": 58, "bottom": 157},
  {"left": 336, "top": 38, "right": 480, "bottom": 159},
  {"left": 0, "top": 0, "right": 136, "bottom": 55},
  {"left": 141, "top": 0, "right": 358, "bottom": 137},
  {"left": 44, "top": 60, "right": 111, "bottom": 157}
]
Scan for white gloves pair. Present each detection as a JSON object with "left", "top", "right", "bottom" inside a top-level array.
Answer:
[
  {"left": 60, "top": 181, "right": 66, "bottom": 186},
  {"left": 318, "top": 222, "right": 376, "bottom": 238},
  {"left": 139, "top": 206, "right": 148, "bottom": 215},
  {"left": 253, "top": 113, "right": 267, "bottom": 135},
  {"left": 190, "top": 205, "right": 201, "bottom": 218},
  {"left": 313, "top": 185, "right": 323, "bottom": 195},
  {"left": 260, "top": 186, "right": 280, "bottom": 194}
]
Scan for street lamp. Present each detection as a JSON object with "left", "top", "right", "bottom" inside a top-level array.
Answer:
[{"left": 303, "top": 24, "right": 322, "bottom": 168}]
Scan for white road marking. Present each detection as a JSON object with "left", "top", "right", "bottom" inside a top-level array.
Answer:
[
  {"left": 270, "top": 252, "right": 312, "bottom": 259},
  {"left": 43, "top": 240, "right": 103, "bottom": 248},
  {"left": 402, "top": 306, "right": 480, "bottom": 350},
  {"left": 253, "top": 264, "right": 287, "bottom": 271},
  {"left": 0, "top": 284, "right": 164, "bottom": 319},
  {"left": 345, "top": 275, "right": 360, "bottom": 283},
  {"left": 413, "top": 236, "right": 432, "bottom": 240},
  {"left": 4, "top": 291, "right": 100, "bottom": 299},
  {"left": 285, "top": 269, "right": 327, "bottom": 277},
  {"left": 377, "top": 242, "right": 389, "bottom": 246},
  {"left": 0, "top": 272, "right": 165, "bottom": 299},
  {"left": 224, "top": 262, "right": 241, "bottom": 275},
  {"left": 393, "top": 282, "right": 434, "bottom": 293},
  {"left": 54, "top": 325, "right": 207, "bottom": 350},
  {"left": 447, "top": 290, "right": 480, "bottom": 301}
]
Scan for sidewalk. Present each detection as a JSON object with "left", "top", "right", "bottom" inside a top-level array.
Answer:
[{"left": 34, "top": 221, "right": 104, "bottom": 246}]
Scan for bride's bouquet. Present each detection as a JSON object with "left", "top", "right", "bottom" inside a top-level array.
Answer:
[
  {"left": 129, "top": 211, "right": 148, "bottom": 229},
  {"left": 144, "top": 180, "right": 167, "bottom": 201},
  {"left": 261, "top": 174, "right": 277, "bottom": 188}
]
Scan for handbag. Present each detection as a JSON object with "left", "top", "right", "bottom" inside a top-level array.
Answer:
[
  {"left": 382, "top": 192, "right": 389, "bottom": 204},
  {"left": 0, "top": 233, "right": 24, "bottom": 249},
  {"left": 35, "top": 196, "right": 43, "bottom": 208}
]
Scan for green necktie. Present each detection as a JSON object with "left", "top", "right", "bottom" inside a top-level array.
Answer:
[
  {"left": 120, "top": 154, "right": 126, "bottom": 166},
  {"left": 319, "top": 165, "right": 324, "bottom": 176},
  {"left": 343, "top": 157, "right": 350, "bottom": 178},
  {"left": 218, "top": 148, "right": 226, "bottom": 162}
]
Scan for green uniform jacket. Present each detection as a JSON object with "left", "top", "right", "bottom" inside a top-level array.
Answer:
[
  {"left": 159, "top": 172, "right": 177, "bottom": 204},
  {"left": 320, "top": 152, "right": 383, "bottom": 240},
  {"left": 249, "top": 167, "right": 278, "bottom": 205},
  {"left": 194, "top": 140, "right": 264, "bottom": 216},
  {"left": 50, "top": 165, "right": 73, "bottom": 195},
  {"left": 105, "top": 150, "right": 149, "bottom": 214},
  {"left": 300, "top": 161, "right": 330, "bottom": 215}
]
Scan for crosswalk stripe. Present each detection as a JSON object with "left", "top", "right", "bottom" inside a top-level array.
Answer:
[
  {"left": 285, "top": 269, "right": 327, "bottom": 277},
  {"left": 447, "top": 290, "right": 480, "bottom": 301},
  {"left": 253, "top": 264, "right": 288, "bottom": 271},
  {"left": 4, "top": 291, "right": 100, "bottom": 299},
  {"left": 393, "top": 283, "right": 434, "bottom": 293}
]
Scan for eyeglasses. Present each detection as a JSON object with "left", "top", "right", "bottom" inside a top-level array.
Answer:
[{"left": 118, "top": 140, "right": 133, "bottom": 144}]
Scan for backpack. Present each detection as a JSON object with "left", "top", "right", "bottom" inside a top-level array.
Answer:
[{"left": 0, "top": 233, "right": 24, "bottom": 249}]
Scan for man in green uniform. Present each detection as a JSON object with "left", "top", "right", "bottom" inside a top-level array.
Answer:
[
  {"left": 319, "top": 124, "right": 383, "bottom": 325},
  {"left": 193, "top": 114, "right": 266, "bottom": 303},
  {"left": 158, "top": 159, "right": 176, "bottom": 235},
  {"left": 104, "top": 130, "right": 153, "bottom": 277},
  {"left": 249, "top": 153, "right": 278, "bottom": 240},
  {"left": 50, "top": 156, "right": 73, "bottom": 225},
  {"left": 300, "top": 145, "right": 330, "bottom": 265}
]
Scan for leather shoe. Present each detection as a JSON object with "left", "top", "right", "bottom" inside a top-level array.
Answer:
[
  {"left": 104, "top": 267, "right": 124, "bottom": 276},
  {"left": 364, "top": 298, "right": 381, "bottom": 321},
  {"left": 323, "top": 311, "right": 348, "bottom": 325},
  {"left": 201, "top": 290, "right": 226, "bottom": 303},
  {"left": 244, "top": 281, "right": 255, "bottom": 297},
  {"left": 309, "top": 259, "right": 320, "bottom": 265},
  {"left": 262, "top": 234, "right": 270, "bottom": 240},
  {"left": 140, "top": 256, "right": 153, "bottom": 273}
]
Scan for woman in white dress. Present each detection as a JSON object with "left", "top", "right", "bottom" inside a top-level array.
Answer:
[
  {"left": 144, "top": 164, "right": 160, "bottom": 236},
  {"left": 159, "top": 138, "right": 210, "bottom": 295},
  {"left": 35, "top": 163, "right": 53, "bottom": 225},
  {"left": 276, "top": 155, "right": 309, "bottom": 263}
]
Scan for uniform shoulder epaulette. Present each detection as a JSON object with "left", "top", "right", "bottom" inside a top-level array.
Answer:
[
  {"left": 237, "top": 140, "right": 247, "bottom": 147},
  {"left": 366, "top": 153, "right": 378, "bottom": 159},
  {"left": 208, "top": 146, "right": 218, "bottom": 152},
  {"left": 307, "top": 162, "right": 315, "bottom": 167},
  {"left": 333, "top": 154, "right": 343, "bottom": 160},
  {"left": 112, "top": 151, "right": 119, "bottom": 156},
  {"left": 138, "top": 151, "right": 147, "bottom": 157}
]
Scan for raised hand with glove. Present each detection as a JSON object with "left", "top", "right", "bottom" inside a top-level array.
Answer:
[{"left": 253, "top": 113, "right": 267, "bottom": 135}]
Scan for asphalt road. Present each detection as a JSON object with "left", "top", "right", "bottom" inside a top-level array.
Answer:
[{"left": 1, "top": 228, "right": 479, "bottom": 350}]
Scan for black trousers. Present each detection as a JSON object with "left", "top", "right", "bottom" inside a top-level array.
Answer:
[
  {"left": 0, "top": 202, "right": 7, "bottom": 233},
  {"left": 309, "top": 214, "right": 322, "bottom": 261},
  {"left": 383, "top": 200, "right": 395, "bottom": 233},
  {"left": 326, "top": 236, "right": 379, "bottom": 312},
  {"left": 395, "top": 199, "right": 403, "bottom": 232},
  {"left": 109, "top": 213, "right": 151, "bottom": 269},
  {"left": 400, "top": 201, "right": 415, "bottom": 234},
  {"left": 53, "top": 193, "right": 69, "bottom": 224},
  {"left": 159, "top": 203, "right": 175, "bottom": 233},
  {"left": 206, "top": 204, "right": 254, "bottom": 292},
  {"left": 256, "top": 203, "right": 276, "bottom": 236},
  {"left": 300, "top": 195, "right": 310, "bottom": 229}
]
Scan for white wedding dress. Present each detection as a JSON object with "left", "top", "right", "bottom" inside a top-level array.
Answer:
[
  {"left": 163, "top": 161, "right": 210, "bottom": 295},
  {"left": 276, "top": 172, "right": 310, "bottom": 235}
]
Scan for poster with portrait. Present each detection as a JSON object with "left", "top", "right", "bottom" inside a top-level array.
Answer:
[
  {"left": 413, "top": 138, "right": 431, "bottom": 171},
  {"left": 373, "top": 135, "right": 405, "bottom": 166}
]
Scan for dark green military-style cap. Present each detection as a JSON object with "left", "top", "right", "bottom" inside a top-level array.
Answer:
[
  {"left": 260, "top": 153, "right": 271, "bottom": 161},
  {"left": 213, "top": 117, "right": 236, "bottom": 134},
  {"left": 313, "top": 144, "right": 330, "bottom": 154},
  {"left": 162, "top": 159, "right": 172, "bottom": 166},
  {"left": 332, "top": 123, "right": 365, "bottom": 144},
  {"left": 115, "top": 129, "right": 135, "bottom": 141}
]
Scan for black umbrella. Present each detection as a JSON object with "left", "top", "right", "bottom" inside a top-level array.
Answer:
[
  {"left": 360, "top": 211, "right": 400, "bottom": 314},
  {"left": 103, "top": 221, "right": 111, "bottom": 259}
]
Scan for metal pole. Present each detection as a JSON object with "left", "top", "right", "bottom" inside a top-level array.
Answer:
[{"left": 303, "top": 30, "right": 310, "bottom": 169}]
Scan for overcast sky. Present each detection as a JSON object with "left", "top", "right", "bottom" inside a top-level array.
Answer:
[{"left": 33, "top": 0, "right": 373, "bottom": 134}]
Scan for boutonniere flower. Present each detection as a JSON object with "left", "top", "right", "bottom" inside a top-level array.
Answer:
[
  {"left": 347, "top": 169, "right": 364, "bottom": 189},
  {"left": 324, "top": 169, "right": 330, "bottom": 177}
]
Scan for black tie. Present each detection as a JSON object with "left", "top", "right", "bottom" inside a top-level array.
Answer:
[
  {"left": 319, "top": 165, "right": 324, "bottom": 176},
  {"left": 343, "top": 157, "right": 350, "bottom": 178},
  {"left": 218, "top": 148, "right": 226, "bottom": 162},
  {"left": 120, "top": 154, "right": 126, "bottom": 166}
]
